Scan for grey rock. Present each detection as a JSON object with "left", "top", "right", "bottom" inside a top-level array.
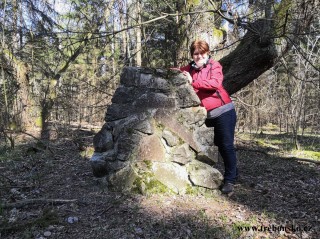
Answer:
[
  {"left": 132, "top": 119, "right": 154, "bottom": 135},
  {"left": 187, "top": 161, "right": 223, "bottom": 189},
  {"left": 105, "top": 103, "right": 135, "bottom": 121},
  {"left": 137, "top": 134, "right": 166, "bottom": 162},
  {"left": 91, "top": 150, "right": 116, "bottom": 161},
  {"left": 154, "top": 109, "right": 200, "bottom": 152},
  {"left": 135, "top": 92, "right": 175, "bottom": 109},
  {"left": 67, "top": 216, "right": 79, "bottom": 224},
  {"left": 139, "top": 73, "right": 153, "bottom": 85},
  {"left": 140, "top": 75, "right": 171, "bottom": 93},
  {"left": 134, "top": 227, "right": 143, "bottom": 235},
  {"left": 115, "top": 132, "right": 142, "bottom": 161},
  {"left": 194, "top": 126, "right": 215, "bottom": 146},
  {"left": 155, "top": 68, "right": 167, "bottom": 77},
  {"left": 168, "top": 71, "right": 188, "bottom": 86},
  {"left": 107, "top": 165, "right": 136, "bottom": 191},
  {"left": 196, "top": 148, "right": 219, "bottom": 166},
  {"left": 110, "top": 114, "right": 149, "bottom": 138},
  {"left": 152, "top": 162, "right": 191, "bottom": 194},
  {"left": 140, "top": 67, "right": 155, "bottom": 74},
  {"left": 172, "top": 143, "right": 193, "bottom": 165},
  {"left": 176, "top": 85, "right": 200, "bottom": 108},
  {"left": 120, "top": 67, "right": 141, "bottom": 86},
  {"left": 179, "top": 107, "right": 207, "bottom": 126},
  {"left": 106, "top": 160, "right": 129, "bottom": 172},
  {"left": 111, "top": 86, "right": 139, "bottom": 104},
  {"left": 93, "top": 129, "right": 113, "bottom": 153},
  {"left": 43, "top": 231, "right": 52, "bottom": 237},
  {"left": 90, "top": 155, "right": 108, "bottom": 177},
  {"left": 162, "top": 129, "right": 179, "bottom": 147},
  {"left": 90, "top": 150, "right": 116, "bottom": 177}
]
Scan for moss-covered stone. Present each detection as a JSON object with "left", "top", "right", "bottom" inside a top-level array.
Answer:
[
  {"left": 108, "top": 165, "right": 136, "bottom": 191},
  {"left": 152, "top": 162, "right": 191, "bottom": 194},
  {"left": 132, "top": 171, "right": 173, "bottom": 195},
  {"left": 187, "top": 161, "right": 223, "bottom": 189}
]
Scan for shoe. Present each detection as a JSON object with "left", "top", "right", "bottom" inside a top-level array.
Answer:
[{"left": 221, "top": 183, "right": 234, "bottom": 194}]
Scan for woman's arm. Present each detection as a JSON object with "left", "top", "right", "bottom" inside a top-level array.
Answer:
[{"left": 191, "top": 62, "right": 223, "bottom": 90}]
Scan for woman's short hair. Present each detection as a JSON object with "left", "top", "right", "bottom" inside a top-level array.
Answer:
[{"left": 190, "top": 40, "right": 210, "bottom": 56}]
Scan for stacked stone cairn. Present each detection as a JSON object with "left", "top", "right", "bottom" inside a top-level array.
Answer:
[{"left": 90, "top": 67, "right": 223, "bottom": 194}]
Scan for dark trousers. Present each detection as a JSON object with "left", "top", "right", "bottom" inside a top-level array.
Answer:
[{"left": 209, "top": 109, "right": 237, "bottom": 184}]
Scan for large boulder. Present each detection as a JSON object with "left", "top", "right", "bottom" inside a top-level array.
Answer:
[{"left": 90, "top": 67, "right": 223, "bottom": 193}]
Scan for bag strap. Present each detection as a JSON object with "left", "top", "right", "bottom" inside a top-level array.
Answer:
[
  {"left": 216, "top": 91, "right": 226, "bottom": 105},
  {"left": 188, "top": 62, "right": 194, "bottom": 75}
]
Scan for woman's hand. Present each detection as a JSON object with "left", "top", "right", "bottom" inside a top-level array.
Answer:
[{"left": 182, "top": 71, "right": 192, "bottom": 84}]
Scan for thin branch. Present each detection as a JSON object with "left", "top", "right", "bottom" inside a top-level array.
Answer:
[
  {"left": 1, "top": 198, "right": 78, "bottom": 209},
  {"left": 282, "top": 9, "right": 289, "bottom": 36},
  {"left": 279, "top": 57, "right": 319, "bottom": 84},
  {"left": 233, "top": 95, "right": 262, "bottom": 107},
  {"left": 286, "top": 37, "right": 320, "bottom": 72}
]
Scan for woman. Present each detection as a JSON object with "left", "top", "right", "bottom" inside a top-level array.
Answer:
[{"left": 180, "top": 40, "right": 238, "bottom": 194}]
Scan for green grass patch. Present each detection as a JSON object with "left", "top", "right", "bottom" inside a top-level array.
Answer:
[
  {"left": 291, "top": 150, "right": 320, "bottom": 160},
  {"left": 261, "top": 123, "right": 279, "bottom": 132},
  {"left": 185, "top": 185, "right": 220, "bottom": 198},
  {"left": 79, "top": 146, "right": 95, "bottom": 158},
  {"left": 237, "top": 132, "right": 320, "bottom": 157}
]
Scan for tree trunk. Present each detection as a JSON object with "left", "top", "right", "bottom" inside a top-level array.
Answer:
[
  {"left": 119, "top": 1, "right": 128, "bottom": 63},
  {"left": 221, "top": 19, "right": 277, "bottom": 95},
  {"left": 135, "top": 0, "right": 142, "bottom": 66}
]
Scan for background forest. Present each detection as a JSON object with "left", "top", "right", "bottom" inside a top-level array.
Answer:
[{"left": 1, "top": 0, "right": 319, "bottom": 144}]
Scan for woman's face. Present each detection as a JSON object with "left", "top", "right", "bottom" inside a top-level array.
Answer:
[{"left": 192, "top": 49, "right": 209, "bottom": 67}]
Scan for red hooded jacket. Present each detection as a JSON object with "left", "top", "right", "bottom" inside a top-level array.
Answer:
[{"left": 180, "top": 58, "right": 231, "bottom": 111}]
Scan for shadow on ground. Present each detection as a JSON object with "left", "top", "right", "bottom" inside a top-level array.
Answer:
[
  {"left": 215, "top": 133, "right": 320, "bottom": 238},
  {"left": 0, "top": 126, "right": 234, "bottom": 239},
  {"left": 1, "top": 128, "right": 319, "bottom": 238}
]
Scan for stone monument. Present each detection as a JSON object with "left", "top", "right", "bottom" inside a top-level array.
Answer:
[{"left": 90, "top": 67, "right": 223, "bottom": 194}]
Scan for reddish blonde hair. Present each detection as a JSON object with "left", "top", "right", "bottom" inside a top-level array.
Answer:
[{"left": 190, "top": 40, "right": 210, "bottom": 56}]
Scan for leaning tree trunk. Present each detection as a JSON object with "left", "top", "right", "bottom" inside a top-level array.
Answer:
[{"left": 221, "top": 19, "right": 278, "bottom": 95}]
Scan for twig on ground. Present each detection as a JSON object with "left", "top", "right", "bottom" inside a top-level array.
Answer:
[
  {"left": 1, "top": 198, "right": 78, "bottom": 209},
  {"left": 286, "top": 157, "right": 320, "bottom": 165},
  {"left": 97, "top": 205, "right": 114, "bottom": 216}
]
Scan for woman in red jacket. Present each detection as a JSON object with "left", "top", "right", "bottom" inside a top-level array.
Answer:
[{"left": 180, "top": 40, "right": 238, "bottom": 194}]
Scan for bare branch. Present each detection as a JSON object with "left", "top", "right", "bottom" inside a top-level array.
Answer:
[{"left": 1, "top": 198, "right": 78, "bottom": 209}]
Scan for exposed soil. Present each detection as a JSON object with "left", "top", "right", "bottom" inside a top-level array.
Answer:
[{"left": 0, "top": 128, "right": 319, "bottom": 239}]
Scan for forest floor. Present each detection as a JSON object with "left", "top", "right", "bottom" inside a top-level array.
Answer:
[{"left": 0, "top": 126, "right": 319, "bottom": 239}]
